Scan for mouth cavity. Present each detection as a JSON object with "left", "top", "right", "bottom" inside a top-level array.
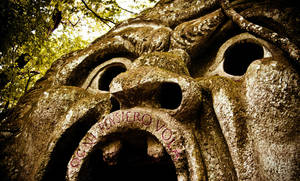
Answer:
[
  {"left": 78, "top": 130, "right": 177, "bottom": 181},
  {"left": 67, "top": 108, "right": 204, "bottom": 181}
]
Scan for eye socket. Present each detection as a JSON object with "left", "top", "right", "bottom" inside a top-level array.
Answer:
[
  {"left": 82, "top": 58, "right": 132, "bottom": 91},
  {"left": 98, "top": 66, "right": 126, "bottom": 91},
  {"left": 223, "top": 41, "right": 264, "bottom": 76}
]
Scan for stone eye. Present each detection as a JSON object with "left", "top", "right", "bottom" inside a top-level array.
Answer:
[
  {"left": 98, "top": 66, "right": 126, "bottom": 91},
  {"left": 82, "top": 58, "right": 132, "bottom": 91},
  {"left": 223, "top": 40, "right": 264, "bottom": 76},
  {"left": 206, "top": 33, "right": 273, "bottom": 79}
]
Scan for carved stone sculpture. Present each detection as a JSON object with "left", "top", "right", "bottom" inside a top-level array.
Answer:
[{"left": 0, "top": 0, "right": 299, "bottom": 180}]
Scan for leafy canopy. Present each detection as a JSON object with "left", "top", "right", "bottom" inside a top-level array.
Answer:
[{"left": 0, "top": 0, "right": 158, "bottom": 115}]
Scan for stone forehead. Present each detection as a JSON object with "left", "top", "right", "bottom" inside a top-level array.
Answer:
[{"left": 42, "top": 0, "right": 298, "bottom": 88}]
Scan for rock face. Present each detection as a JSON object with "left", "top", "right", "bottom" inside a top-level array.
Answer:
[{"left": 0, "top": 0, "right": 299, "bottom": 180}]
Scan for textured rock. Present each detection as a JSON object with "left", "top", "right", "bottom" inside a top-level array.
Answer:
[{"left": 0, "top": 0, "right": 299, "bottom": 180}]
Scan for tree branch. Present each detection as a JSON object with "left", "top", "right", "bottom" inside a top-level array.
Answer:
[
  {"left": 81, "top": 0, "right": 115, "bottom": 28},
  {"left": 114, "top": 2, "right": 138, "bottom": 15},
  {"left": 68, "top": 17, "right": 80, "bottom": 27},
  {"left": 47, "top": 9, "right": 62, "bottom": 36},
  {"left": 24, "top": 71, "right": 40, "bottom": 93}
]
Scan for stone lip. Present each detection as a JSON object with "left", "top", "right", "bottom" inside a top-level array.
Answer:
[{"left": 66, "top": 107, "right": 205, "bottom": 181}]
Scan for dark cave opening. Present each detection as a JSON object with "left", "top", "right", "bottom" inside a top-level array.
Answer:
[
  {"left": 78, "top": 131, "right": 178, "bottom": 181},
  {"left": 157, "top": 83, "right": 182, "bottom": 110}
]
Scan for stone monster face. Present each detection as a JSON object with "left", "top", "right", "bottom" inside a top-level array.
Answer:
[{"left": 0, "top": 0, "right": 299, "bottom": 181}]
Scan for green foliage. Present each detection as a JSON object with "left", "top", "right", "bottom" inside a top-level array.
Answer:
[{"left": 0, "top": 0, "right": 159, "bottom": 115}]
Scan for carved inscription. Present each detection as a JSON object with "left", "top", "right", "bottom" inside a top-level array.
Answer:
[
  {"left": 70, "top": 132, "right": 97, "bottom": 168},
  {"left": 69, "top": 111, "right": 182, "bottom": 168}
]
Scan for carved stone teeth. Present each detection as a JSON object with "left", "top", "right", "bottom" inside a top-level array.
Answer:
[
  {"left": 147, "top": 136, "right": 164, "bottom": 161},
  {"left": 102, "top": 140, "right": 122, "bottom": 166}
]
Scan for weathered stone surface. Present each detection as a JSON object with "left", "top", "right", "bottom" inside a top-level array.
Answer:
[{"left": 0, "top": 0, "right": 299, "bottom": 180}]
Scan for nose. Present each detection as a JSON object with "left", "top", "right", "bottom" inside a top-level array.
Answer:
[
  {"left": 109, "top": 49, "right": 202, "bottom": 120},
  {"left": 66, "top": 49, "right": 206, "bottom": 181}
]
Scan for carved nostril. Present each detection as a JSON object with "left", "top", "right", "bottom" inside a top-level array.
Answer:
[
  {"left": 99, "top": 66, "right": 126, "bottom": 91},
  {"left": 158, "top": 83, "right": 182, "bottom": 109},
  {"left": 223, "top": 41, "right": 264, "bottom": 76},
  {"left": 110, "top": 97, "right": 120, "bottom": 112}
]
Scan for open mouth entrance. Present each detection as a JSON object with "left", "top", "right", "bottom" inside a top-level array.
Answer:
[{"left": 77, "top": 130, "right": 177, "bottom": 181}]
